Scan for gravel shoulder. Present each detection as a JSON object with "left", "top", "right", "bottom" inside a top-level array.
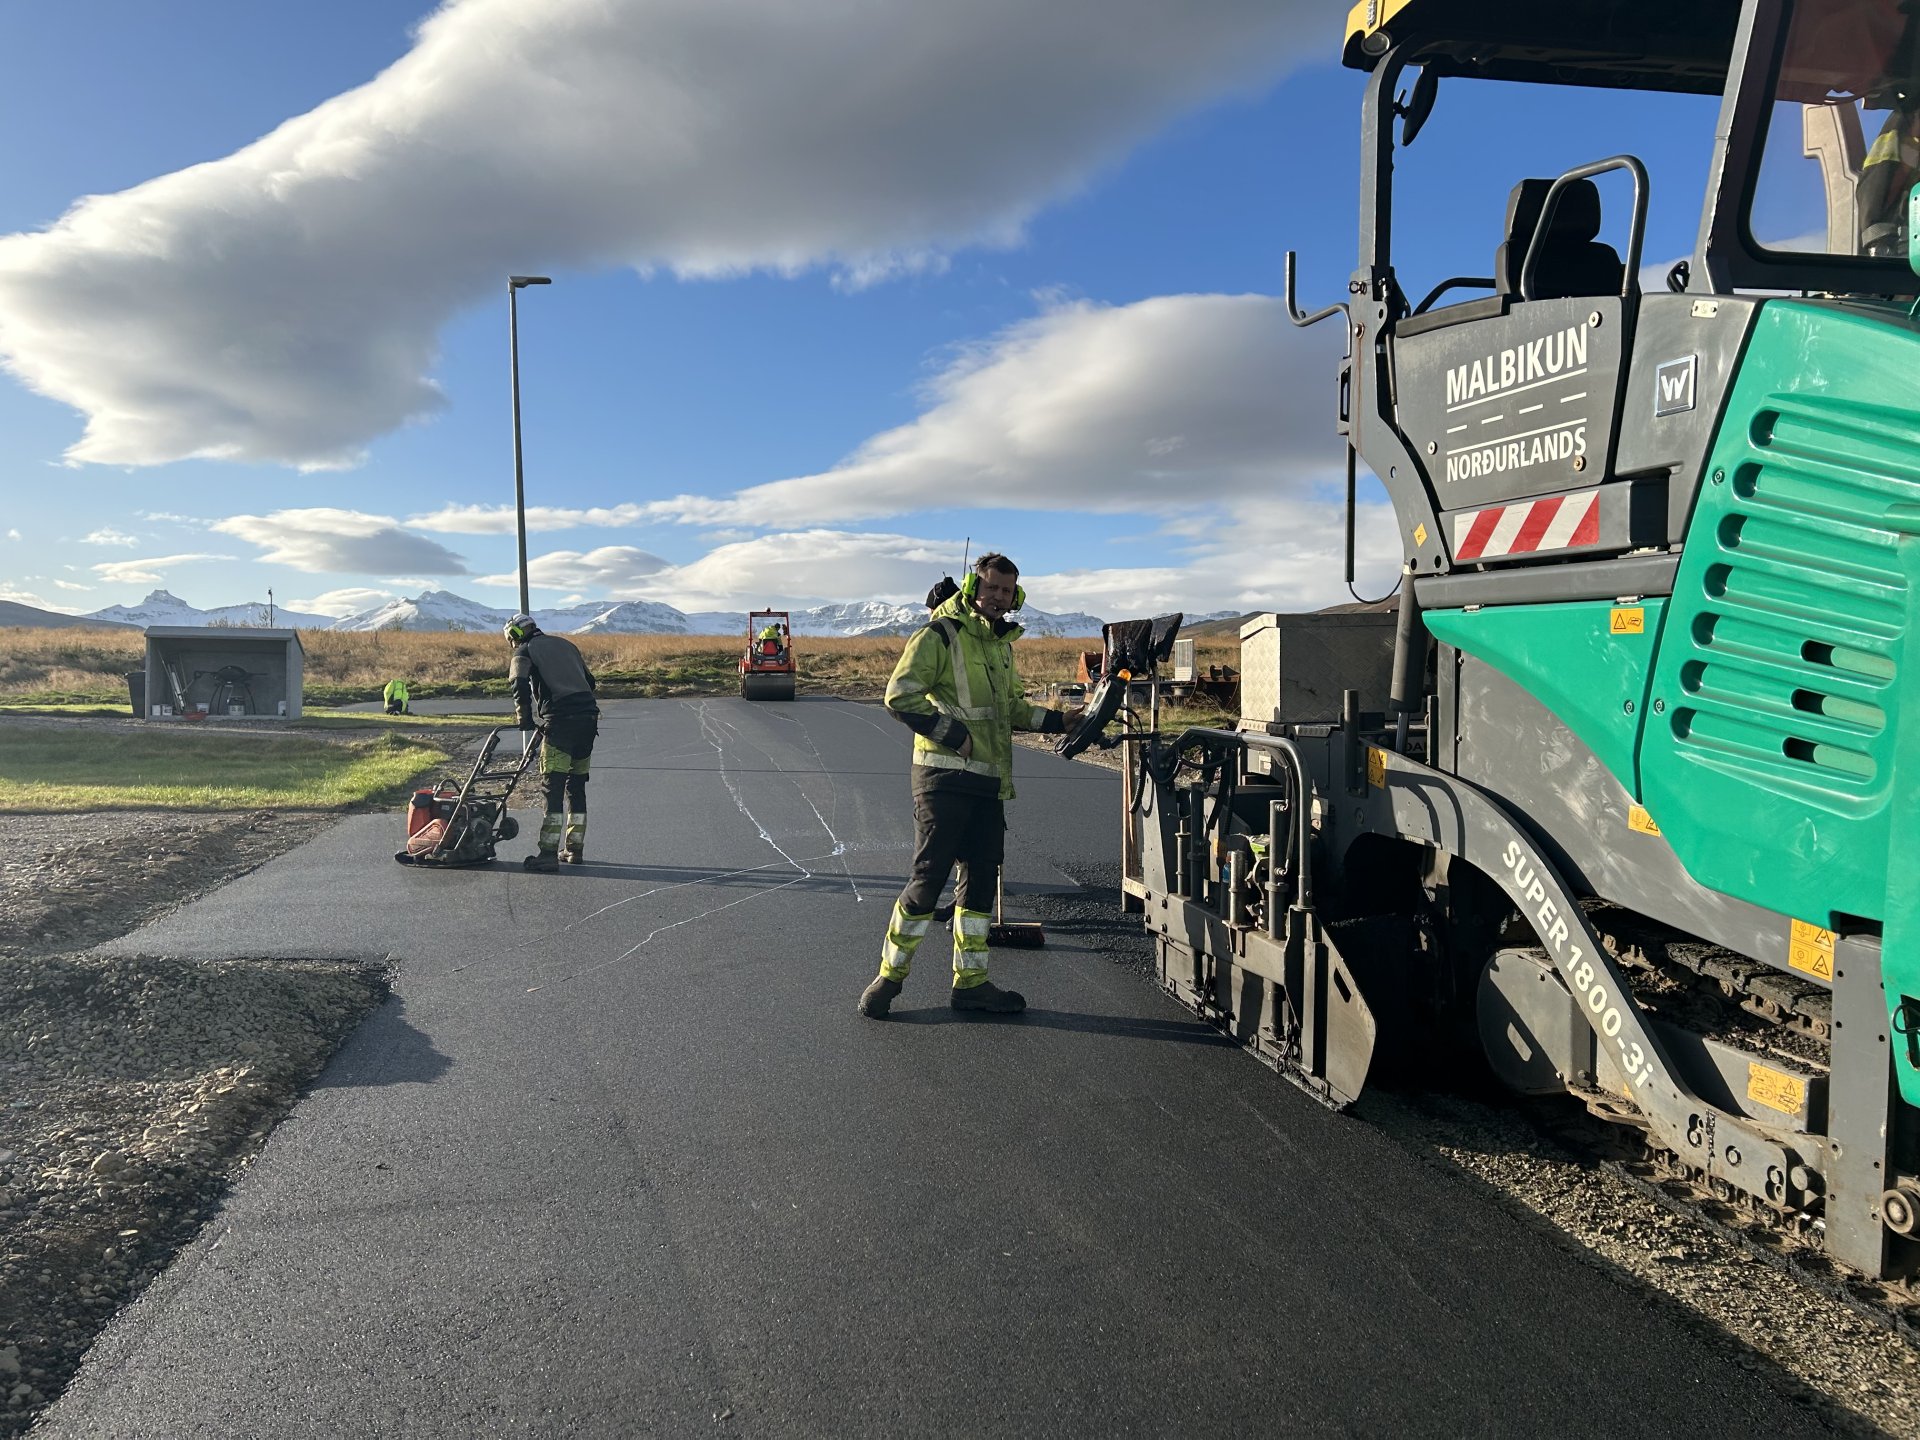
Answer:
[{"left": 0, "top": 809, "right": 387, "bottom": 1436}]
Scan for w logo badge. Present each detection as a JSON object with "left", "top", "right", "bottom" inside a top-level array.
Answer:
[{"left": 1654, "top": 355, "right": 1697, "bottom": 417}]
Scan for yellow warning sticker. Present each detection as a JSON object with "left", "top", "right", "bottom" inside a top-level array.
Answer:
[
  {"left": 1747, "top": 1062, "right": 1807, "bottom": 1116},
  {"left": 1627, "top": 805, "right": 1661, "bottom": 836},
  {"left": 1788, "top": 918, "right": 1835, "bottom": 981},
  {"left": 1366, "top": 745, "right": 1385, "bottom": 789},
  {"left": 1610, "top": 606, "right": 1645, "bottom": 635},
  {"left": 1413, "top": 522, "right": 1428, "bottom": 547}
]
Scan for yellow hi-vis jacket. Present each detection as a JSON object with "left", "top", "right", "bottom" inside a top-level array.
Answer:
[{"left": 884, "top": 592, "right": 1059, "bottom": 800}]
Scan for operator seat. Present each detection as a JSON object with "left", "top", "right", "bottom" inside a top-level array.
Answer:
[{"left": 1494, "top": 178, "right": 1623, "bottom": 301}]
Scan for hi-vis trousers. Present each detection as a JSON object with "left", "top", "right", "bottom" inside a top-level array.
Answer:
[{"left": 877, "top": 784, "right": 1004, "bottom": 990}]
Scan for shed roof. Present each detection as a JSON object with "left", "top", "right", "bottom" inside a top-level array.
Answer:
[{"left": 143, "top": 626, "right": 306, "bottom": 650}]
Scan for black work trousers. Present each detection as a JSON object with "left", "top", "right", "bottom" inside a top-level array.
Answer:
[{"left": 898, "top": 783, "right": 1004, "bottom": 915}]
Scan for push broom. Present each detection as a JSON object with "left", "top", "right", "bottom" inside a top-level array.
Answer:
[
  {"left": 987, "top": 868, "right": 1046, "bottom": 948},
  {"left": 935, "top": 868, "right": 1047, "bottom": 947}
]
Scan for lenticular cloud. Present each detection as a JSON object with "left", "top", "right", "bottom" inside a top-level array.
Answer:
[{"left": 0, "top": 0, "right": 1319, "bottom": 471}]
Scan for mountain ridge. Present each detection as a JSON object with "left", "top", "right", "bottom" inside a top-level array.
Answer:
[{"left": 62, "top": 588, "right": 1111, "bottom": 637}]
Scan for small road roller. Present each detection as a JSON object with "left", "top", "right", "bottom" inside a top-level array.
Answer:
[{"left": 740, "top": 610, "right": 797, "bottom": 701}]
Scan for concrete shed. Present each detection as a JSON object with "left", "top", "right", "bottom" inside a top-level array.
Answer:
[{"left": 142, "top": 627, "right": 304, "bottom": 720}]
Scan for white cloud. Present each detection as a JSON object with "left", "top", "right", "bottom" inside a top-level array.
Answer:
[
  {"left": 52, "top": 579, "right": 93, "bottom": 592},
  {"left": 408, "top": 501, "right": 652, "bottom": 535},
  {"left": 655, "top": 532, "right": 961, "bottom": 610},
  {"left": 90, "top": 552, "right": 236, "bottom": 585},
  {"left": 5, "top": 528, "right": 19, "bottom": 541},
  {"left": 291, "top": 586, "right": 399, "bottom": 617},
  {"left": 212, "top": 508, "right": 468, "bottom": 574},
  {"left": 474, "top": 544, "right": 671, "bottom": 593},
  {"left": 0, "top": 583, "right": 52, "bottom": 606},
  {"left": 137, "top": 511, "right": 210, "bottom": 527},
  {"left": 0, "top": 0, "right": 1319, "bottom": 469},
  {"left": 81, "top": 526, "right": 140, "bottom": 547},
  {"left": 476, "top": 515, "right": 1396, "bottom": 618},
  {"left": 446, "top": 289, "right": 1386, "bottom": 617},
  {"left": 470, "top": 530, "right": 957, "bottom": 609},
  {"left": 645, "top": 294, "right": 1342, "bottom": 528}
]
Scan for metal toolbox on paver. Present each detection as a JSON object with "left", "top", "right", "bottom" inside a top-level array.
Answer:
[{"left": 1237, "top": 612, "right": 1396, "bottom": 725}]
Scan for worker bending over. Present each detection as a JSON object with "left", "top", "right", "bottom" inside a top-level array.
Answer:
[
  {"left": 505, "top": 613, "right": 601, "bottom": 871},
  {"left": 859, "top": 552, "right": 1068, "bottom": 1018},
  {"left": 383, "top": 678, "right": 411, "bottom": 715}
]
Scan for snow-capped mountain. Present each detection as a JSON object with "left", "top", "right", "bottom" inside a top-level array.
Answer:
[
  {"left": 684, "top": 601, "right": 1104, "bottom": 638},
  {"left": 1, "top": 599, "right": 139, "bottom": 631},
  {"left": 327, "top": 591, "right": 693, "bottom": 635},
  {"left": 544, "top": 599, "right": 689, "bottom": 635},
  {"left": 85, "top": 589, "right": 332, "bottom": 630},
  {"left": 1016, "top": 606, "right": 1106, "bottom": 638},
  {"left": 329, "top": 590, "right": 511, "bottom": 633},
  {"left": 682, "top": 612, "right": 750, "bottom": 635},
  {"left": 796, "top": 601, "right": 925, "bottom": 636},
  {"left": 679, "top": 604, "right": 919, "bottom": 637},
  {"left": 77, "top": 588, "right": 1108, "bottom": 638}
]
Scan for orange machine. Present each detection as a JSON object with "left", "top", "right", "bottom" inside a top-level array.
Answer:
[{"left": 740, "top": 610, "right": 796, "bottom": 701}]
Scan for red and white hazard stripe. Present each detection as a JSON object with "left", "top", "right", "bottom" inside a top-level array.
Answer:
[{"left": 1451, "top": 489, "right": 1600, "bottom": 561}]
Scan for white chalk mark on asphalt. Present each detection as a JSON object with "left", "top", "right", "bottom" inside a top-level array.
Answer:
[
  {"left": 540, "top": 702, "right": 871, "bottom": 986},
  {"left": 839, "top": 702, "right": 898, "bottom": 737},
  {"left": 762, "top": 703, "right": 866, "bottom": 904},
  {"left": 500, "top": 848, "right": 851, "bottom": 954},
  {"left": 505, "top": 700, "right": 909, "bottom": 990},
  {"left": 697, "top": 701, "right": 814, "bottom": 874},
  {"left": 706, "top": 702, "right": 865, "bottom": 903},
  {"left": 555, "top": 871, "right": 815, "bottom": 983}
]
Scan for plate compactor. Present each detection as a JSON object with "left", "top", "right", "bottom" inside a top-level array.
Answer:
[
  {"left": 395, "top": 728, "right": 542, "bottom": 867},
  {"left": 740, "top": 609, "right": 797, "bottom": 701}
]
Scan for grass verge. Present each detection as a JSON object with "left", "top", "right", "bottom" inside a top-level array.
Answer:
[
  {"left": 292, "top": 709, "right": 505, "bottom": 729},
  {"left": 0, "top": 729, "right": 449, "bottom": 812}
]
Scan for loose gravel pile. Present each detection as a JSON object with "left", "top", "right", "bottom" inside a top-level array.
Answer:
[{"left": 0, "top": 811, "right": 385, "bottom": 1437}]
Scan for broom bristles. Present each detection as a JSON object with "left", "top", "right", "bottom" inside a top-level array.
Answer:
[{"left": 988, "top": 922, "right": 1046, "bottom": 949}]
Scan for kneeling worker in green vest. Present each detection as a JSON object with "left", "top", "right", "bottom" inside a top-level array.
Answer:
[
  {"left": 859, "top": 552, "right": 1070, "bottom": 1018},
  {"left": 383, "top": 678, "right": 410, "bottom": 715}
]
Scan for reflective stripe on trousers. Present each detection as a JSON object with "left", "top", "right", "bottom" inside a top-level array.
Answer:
[
  {"left": 876, "top": 901, "right": 995, "bottom": 986},
  {"left": 952, "top": 907, "right": 992, "bottom": 989},
  {"left": 879, "top": 902, "right": 933, "bottom": 980}
]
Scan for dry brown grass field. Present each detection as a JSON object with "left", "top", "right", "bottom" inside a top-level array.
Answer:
[{"left": 0, "top": 625, "right": 1240, "bottom": 704}]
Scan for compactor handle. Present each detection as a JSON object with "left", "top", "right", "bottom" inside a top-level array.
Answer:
[{"left": 1285, "top": 251, "right": 1348, "bottom": 328}]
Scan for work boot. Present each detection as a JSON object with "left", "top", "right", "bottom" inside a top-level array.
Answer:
[
  {"left": 950, "top": 980, "right": 1026, "bottom": 1014},
  {"left": 561, "top": 843, "right": 585, "bottom": 864},
  {"left": 523, "top": 849, "right": 560, "bottom": 874},
  {"left": 857, "top": 975, "right": 903, "bottom": 1019}
]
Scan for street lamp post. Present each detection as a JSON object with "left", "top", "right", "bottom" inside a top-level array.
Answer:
[{"left": 508, "top": 275, "right": 552, "bottom": 616}]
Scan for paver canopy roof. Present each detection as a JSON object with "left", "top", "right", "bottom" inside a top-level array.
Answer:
[{"left": 1343, "top": 0, "right": 1744, "bottom": 93}]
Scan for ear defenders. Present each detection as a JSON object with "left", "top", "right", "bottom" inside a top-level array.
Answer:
[{"left": 961, "top": 569, "right": 1025, "bottom": 611}]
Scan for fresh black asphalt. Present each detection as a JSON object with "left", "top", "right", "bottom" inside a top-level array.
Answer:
[{"left": 44, "top": 698, "right": 1841, "bottom": 1436}]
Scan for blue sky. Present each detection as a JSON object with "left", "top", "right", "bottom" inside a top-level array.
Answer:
[{"left": 0, "top": 0, "right": 1729, "bottom": 623}]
